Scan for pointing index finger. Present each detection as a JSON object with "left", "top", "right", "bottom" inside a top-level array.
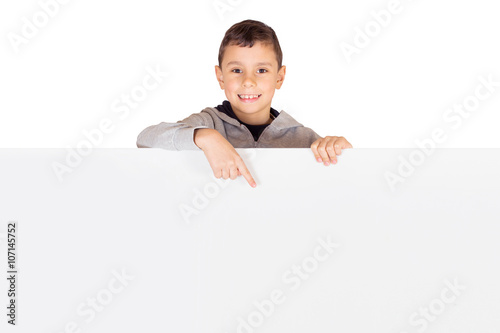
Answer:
[{"left": 238, "top": 163, "right": 256, "bottom": 188}]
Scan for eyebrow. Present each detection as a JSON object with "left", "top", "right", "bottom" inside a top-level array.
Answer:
[{"left": 226, "top": 61, "right": 274, "bottom": 67}]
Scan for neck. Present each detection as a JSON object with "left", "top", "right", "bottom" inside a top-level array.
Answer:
[{"left": 233, "top": 109, "right": 273, "bottom": 125}]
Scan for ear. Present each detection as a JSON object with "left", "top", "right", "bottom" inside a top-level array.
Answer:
[
  {"left": 276, "top": 65, "right": 286, "bottom": 89},
  {"left": 215, "top": 65, "right": 224, "bottom": 89}
]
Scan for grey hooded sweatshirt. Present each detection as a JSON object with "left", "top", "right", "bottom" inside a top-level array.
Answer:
[{"left": 136, "top": 106, "right": 322, "bottom": 150}]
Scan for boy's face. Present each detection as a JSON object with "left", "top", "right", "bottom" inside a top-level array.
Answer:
[{"left": 215, "top": 41, "right": 286, "bottom": 125}]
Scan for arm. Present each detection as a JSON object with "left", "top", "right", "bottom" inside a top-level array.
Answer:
[
  {"left": 194, "top": 128, "right": 256, "bottom": 188},
  {"left": 137, "top": 114, "right": 256, "bottom": 187},
  {"left": 136, "top": 113, "right": 212, "bottom": 150}
]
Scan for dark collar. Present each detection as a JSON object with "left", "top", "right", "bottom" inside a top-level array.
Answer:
[{"left": 215, "top": 100, "right": 280, "bottom": 125}]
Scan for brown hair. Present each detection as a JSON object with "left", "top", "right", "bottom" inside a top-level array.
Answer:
[{"left": 218, "top": 19, "right": 283, "bottom": 70}]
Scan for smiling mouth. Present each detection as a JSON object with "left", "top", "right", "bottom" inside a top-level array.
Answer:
[{"left": 238, "top": 94, "right": 262, "bottom": 102}]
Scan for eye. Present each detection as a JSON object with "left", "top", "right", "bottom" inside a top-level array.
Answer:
[
  {"left": 231, "top": 69, "right": 242, "bottom": 73},
  {"left": 257, "top": 69, "right": 268, "bottom": 73}
]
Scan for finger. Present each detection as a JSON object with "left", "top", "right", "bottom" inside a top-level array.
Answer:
[
  {"left": 222, "top": 167, "right": 230, "bottom": 180},
  {"left": 238, "top": 162, "right": 256, "bottom": 188},
  {"left": 317, "top": 140, "right": 332, "bottom": 166},
  {"left": 326, "top": 144, "right": 338, "bottom": 164},
  {"left": 310, "top": 139, "right": 322, "bottom": 162},
  {"left": 336, "top": 137, "right": 352, "bottom": 149},
  {"left": 334, "top": 137, "right": 353, "bottom": 160},
  {"left": 332, "top": 139, "right": 342, "bottom": 157},
  {"left": 229, "top": 167, "right": 239, "bottom": 180}
]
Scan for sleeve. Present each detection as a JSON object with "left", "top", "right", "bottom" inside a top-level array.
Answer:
[
  {"left": 307, "top": 127, "right": 322, "bottom": 141},
  {"left": 136, "top": 112, "right": 215, "bottom": 150},
  {"left": 299, "top": 126, "right": 322, "bottom": 147}
]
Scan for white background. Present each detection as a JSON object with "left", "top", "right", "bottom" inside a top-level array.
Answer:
[{"left": 1, "top": 0, "right": 499, "bottom": 148}]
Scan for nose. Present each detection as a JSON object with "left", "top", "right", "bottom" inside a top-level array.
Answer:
[{"left": 242, "top": 73, "right": 256, "bottom": 88}]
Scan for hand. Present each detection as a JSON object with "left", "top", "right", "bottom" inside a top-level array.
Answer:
[
  {"left": 194, "top": 129, "right": 256, "bottom": 187},
  {"left": 310, "top": 136, "right": 353, "bottom": 166}
]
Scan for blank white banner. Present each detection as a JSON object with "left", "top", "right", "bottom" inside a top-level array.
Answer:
[{"left": 1, "top": 148, "right": 499, "bottom": 332}]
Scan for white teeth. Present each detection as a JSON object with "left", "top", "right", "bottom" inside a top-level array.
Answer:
[{"left": 239, "top": 94, "right": 260, "bottom": 99}]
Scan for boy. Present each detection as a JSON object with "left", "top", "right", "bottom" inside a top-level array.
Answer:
[{"left": 137, "top": 19, "right": 352, "bottom": 188}]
